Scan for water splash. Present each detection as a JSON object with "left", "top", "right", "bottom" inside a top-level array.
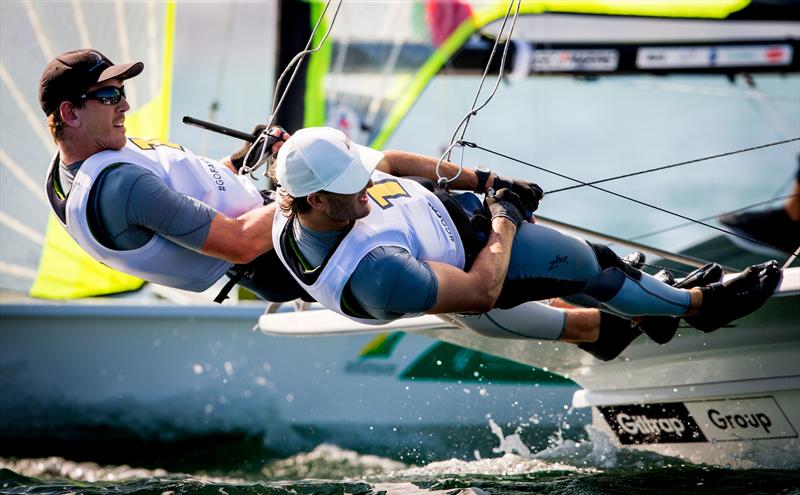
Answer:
[{"left": 488, "top": 420, "right": 530, "bottom": 458}]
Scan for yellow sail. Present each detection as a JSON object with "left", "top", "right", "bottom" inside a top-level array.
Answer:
[{"left": 29, "top": 2, "right": 176, "bottom": 299}]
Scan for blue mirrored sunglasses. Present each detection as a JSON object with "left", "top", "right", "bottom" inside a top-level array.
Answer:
[{"left": 79, "top": 86, "right": 126, "bottom": 105}]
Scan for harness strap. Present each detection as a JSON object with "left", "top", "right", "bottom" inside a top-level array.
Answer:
[{"left": 214, "top": 266, "right": 249, "bottom": 303}]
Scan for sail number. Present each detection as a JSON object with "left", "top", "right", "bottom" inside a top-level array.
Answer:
[
  {"left": 368, "top": 179, "right": 410, "bottom": 209},
  {"left": 129, "top": 137, "right": 184, "bottom": 152}
]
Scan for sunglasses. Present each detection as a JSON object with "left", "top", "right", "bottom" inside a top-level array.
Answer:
[{"left": 79, "top": 86, "right": 126, "bottom": 105}]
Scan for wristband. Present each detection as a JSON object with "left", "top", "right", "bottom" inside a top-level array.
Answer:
[{"left": 475, "top": 167, "right": 492, "bottom": 193}]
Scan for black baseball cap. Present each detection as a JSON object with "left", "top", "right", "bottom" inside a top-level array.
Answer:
[{"left": 39, "top": 49, "right": 143, "bottom": 115}]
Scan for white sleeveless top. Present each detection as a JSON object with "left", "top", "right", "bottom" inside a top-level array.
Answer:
[
  {"left": 50, "top": 138, "right": 264, "bottom": 291},
  {"left": 273, "top": 170, "right": 465, "bottom": 324}
]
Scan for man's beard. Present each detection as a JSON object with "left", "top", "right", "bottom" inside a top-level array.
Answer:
[{"left": 323, "top": 189, "right": 371, "bottom": 222}]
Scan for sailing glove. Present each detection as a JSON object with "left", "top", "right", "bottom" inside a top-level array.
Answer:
[
  {"left": 492, "top": 175, "right": 544, "bottom": 217},
  {"left": 485, "top": 188, "right": 526, "bottom": 230},
  {"left": 230, "top": 125, "right": 287, "bottom": 172}
]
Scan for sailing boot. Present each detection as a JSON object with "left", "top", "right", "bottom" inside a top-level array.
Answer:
[
  {"left": 685, "top": 261, "right": 782, "bottom": 333},
  {"left": 637, "top": 262, "right": 724, "bottom": 344},
  {"left": 578, "top": 312, "right": 641, "bottom": 361},
  {"left": 623, "top": 251, "right": 646, "bottom": 270}
]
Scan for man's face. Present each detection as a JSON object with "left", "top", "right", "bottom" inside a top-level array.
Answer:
[
  {"left": 73, "top": 78, "right": 130, "bottom": 152},
  {"left": 320, "top": 180, "right": 374, "bottom": 222}
]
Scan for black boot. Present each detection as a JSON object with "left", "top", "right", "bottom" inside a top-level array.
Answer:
[
  {"left": 578, "top": 312, "right": 641, "bottom": 361},
  {"left": 638, "top": 263, "right": 724, "bottom": 344},
  {"left": 685, "top": 261, "right": 782, "bottom": 333}
]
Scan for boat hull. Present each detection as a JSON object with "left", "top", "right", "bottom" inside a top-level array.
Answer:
[
  {"left": 412, "top": 266, "right": 800, "bottom": 468},
  {"left": 0, "top": 301, "right": 580, "bottom": 462}
]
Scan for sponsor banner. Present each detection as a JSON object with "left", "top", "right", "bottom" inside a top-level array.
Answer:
[
  {"left": 685, "top": 397, "right": 798, "bottom": 441},
  {"left": 637, "top": 45, "right": 792, "bottom": 69},
  {"left": 601, "top": 397, "right": 798, "bottom": 444},
  {"left": 531, "top": 50, "right": 619, "bottom": 72},
  {"left": 599, "top": 403, "right": 707, "bottom": 444}
]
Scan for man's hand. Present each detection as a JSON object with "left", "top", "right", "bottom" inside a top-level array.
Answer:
[
  {"left": 485, "top": 188, "right": 525, "bottom": 230},
  {"left": 229, "top": 125, "right": 289, "bottom": 172},
  {"left": 491, "top": 176, "right": 544, "bottom": 219}
]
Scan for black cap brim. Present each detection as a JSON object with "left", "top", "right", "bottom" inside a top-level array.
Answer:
[{"left": 98, "top": 61, "right": 144, "bottom": 84}]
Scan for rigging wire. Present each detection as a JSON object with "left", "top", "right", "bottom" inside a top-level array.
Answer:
[
  {"left": 199, "top": 1, "right": 238, "bottom": 157},
  {"left": 546, "top": 137, "right": 800, "bottom": 194},
  {"left": 435, "top": 0, "right": 521, "bottom": 187},
  {"left": 462, "top": 139, "right": 798, "bottom": 253},
  {"left": 784, "top": 246, "right": 800, "bottom": 268},
  {"left": 240, "top": 0, "right": 343, "bottom": 178},
  {"left": 628, "top": 192, "right": 800, "bottom": 242}
]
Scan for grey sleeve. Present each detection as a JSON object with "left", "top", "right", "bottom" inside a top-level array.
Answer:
[
  {"left": 346, "top": 246, "right": 438, "bottom": 320},
  {"left": 94, "top": 164, "right": 218, "bottom": 250}
]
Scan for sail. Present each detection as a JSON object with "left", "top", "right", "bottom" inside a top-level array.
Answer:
[
  {"left": 0, "top": 1, "right": 176, "bottom": 298},
  {"left": 293, "top": 0, "right": 797, "bottom": 256},
  {"left": 301, "top": 0, "right": 798, "bottom": 149}
]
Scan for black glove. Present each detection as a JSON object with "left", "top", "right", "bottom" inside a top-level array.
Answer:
[
  {"left": 492, "top": 175, "right": 544, "bottom": 217},
  {"left": 230, "top": 125, "right": 286, "bottom": 172},
  {"left": 484, "top": 188, "right": 525, "bottom": 230}
]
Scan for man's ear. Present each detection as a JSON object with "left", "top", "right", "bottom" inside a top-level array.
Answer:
[
  {"left": 59, "top": 101, "right": 80, "bottom": 128},
  {"left": 306, "top": 192, "right": 327, "bottom": 211}
]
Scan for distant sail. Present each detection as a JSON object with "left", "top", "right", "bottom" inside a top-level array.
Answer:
[
  {"left": 425, "top": 0, "right": 475, "bottom": 47},
  {"left": 294, "top": 0, "right": 798, "bottom": 151}
]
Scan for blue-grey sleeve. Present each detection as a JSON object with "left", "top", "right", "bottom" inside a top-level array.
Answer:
[
  {"left": 93, "top": 164, "right": 217, "bottom": 250},
  {"left": 346, "top": 246, "right": 438, "bottom": 320}
]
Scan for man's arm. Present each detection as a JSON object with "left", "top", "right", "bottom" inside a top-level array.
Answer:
[
  {"left": 347, "top": 217, "right": 516, "bottom": 317},
  {"left": 100, "top": 164, "right": 276, "bottom": 265},
  {"left": 426, "top": 216, "right": 516, "bottom": 313},
  {"left": 378, "top": 150, "right": 543, "bottom": 217},
  {"left": 201, "top": 203, "right": 276, "bottom": 264},
  {"left": 378, "top": 150, "right": 496, "bottom": 192}
]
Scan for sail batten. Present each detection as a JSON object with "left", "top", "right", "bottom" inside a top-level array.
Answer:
[
  {"left": 0, "top": 211, "right": 46, "bottom": 246},
  {"left": 22, "top": 0, "right": 54, "bottom": 62},
  {"left": 0, "top": 62, "right": 54, "bottom": 151},
  {"left": 69, "top": 0, "right": 92, "bottom": 48},
  {"left": 0, "top": 149, "right": 48, "bottom": 206}
]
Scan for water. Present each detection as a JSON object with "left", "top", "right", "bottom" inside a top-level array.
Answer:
[
  {"left": 3, "top": 425, "right": 800, "bottom": 495},
  {"left": 3, "top": 4, "right": 800, "bottom": 492}
]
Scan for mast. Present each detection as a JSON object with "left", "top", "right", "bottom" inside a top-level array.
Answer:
[{"left": 274, "top": 0, "right": 312, "bottom": 133}]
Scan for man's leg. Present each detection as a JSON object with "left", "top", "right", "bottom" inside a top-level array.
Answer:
[
  {"left": 497, "top": 223, "right": 695, "bottom": 317},
  {"left": 448, "top": 299, "right": 640, "bottom": 361}
]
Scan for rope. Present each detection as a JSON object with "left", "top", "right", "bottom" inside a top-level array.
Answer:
[
  {"left": 547, "top": 137, "right": 800, "bottom": 194},
  {"left": 784, "top": 246, "right": 800, "bottom": 268},
  {"left": 435, "top": 0, "right": 521, "bottom": 187},
  {"left": 463, "top": 140, "right": 797, "bottom": 253},
  {"left": 240, "top": 0, "right": 343, "bottom": 177}
]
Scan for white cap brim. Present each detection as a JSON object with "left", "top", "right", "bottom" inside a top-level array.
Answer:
[{"left": 323, "top": 143, "right": 384, "bottom": 194}]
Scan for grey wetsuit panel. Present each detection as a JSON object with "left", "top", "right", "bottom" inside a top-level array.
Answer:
[
  {"left": 88, "top": 164, "right": 216, "bottom": 250},
  {"left": 500, "top": 222, "right": 690, "bottom": 316},
  {"left": 507, "top": 223, "right": 601, "bottom": 282},
  {"left": 293, "top": 221, "right": 438, "bottom": 319}
]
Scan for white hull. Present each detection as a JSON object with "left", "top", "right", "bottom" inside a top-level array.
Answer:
[
  {"left": 422, "top": 282, "right": 800, "bottom": 468},
  {"left": 0, "top": 299, "right": 578, "bottom": 459},
  {"left": 261, "top": 265, "right": 800, "bottom": 468}
]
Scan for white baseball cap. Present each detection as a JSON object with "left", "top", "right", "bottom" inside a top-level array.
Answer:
[{"left": 274, "top": 127, "right": 385, "bottom": 197}]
